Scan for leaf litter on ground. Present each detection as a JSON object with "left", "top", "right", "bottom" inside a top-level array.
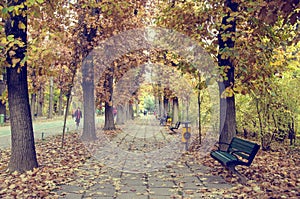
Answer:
[{"left": 0, "top": 132, "right": 299, "bottom": 198}]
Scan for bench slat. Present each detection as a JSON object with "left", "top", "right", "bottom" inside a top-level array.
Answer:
[
  {"left": 211, "top": 151, "right": 238, "bottom": 166},
  {"left": 230, "top": 138, "right": 258, "bottom": 155}
]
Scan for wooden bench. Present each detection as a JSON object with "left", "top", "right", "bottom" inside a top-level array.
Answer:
[
  {"left": 169, "top": 121, "right": 180, "bottom": 133},
  {"left": 210, "top": 137, "right": 260, "bottom": 183}
]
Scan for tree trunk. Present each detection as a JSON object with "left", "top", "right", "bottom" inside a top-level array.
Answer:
[
  {"left": 129, "top": 101, "right": 134, "bottom": 120},
  {"left": 218, "top": 0, "right": 238, "bottom": 150},
  {"left": 30, "top": 93, "right": 36, "bottom": 119},
  {"left": 186, "top": 96, "right": 190, "bottom": 121},
  {"left": 48, "top": 77, "right": 54, "bottom": 119},
  {"left": 58, "top": 88, "right": 63, "bottom": 116},
  {"left": 104, "top": 102, "right": 115, "bottom": 130},
  {"left": 37, "top": 88, "right": 44, "bottom": 117},
  {"left": 61, "top": 94, "right": 71, "bottom": 148},
  {"left": 181, "top": 99, "right": 184, "bottom": 121},
  {"left": 6, "top": 0, "right": 38, "bottom": 172},
  {"left": 0, "top": 80, "right": 6, "bottom": 122},
  {"left": 125, "top": 102, "right": 130, "bottom": 121},
  {"left": 172, "top": 97, "right": 179, "bottom": 123},
  {"left": 135, "top": 102, "right": 139, "bottom": 118},
  {"left": 103, "top": 72, "right": 115, "bottom": 130},
  {"left": 116, "top": 104, "right": 125, "bottom": 125},
  {"left": 158, "top": 95, "right": 162, "bottom": 117},
  {"left": 163, "top": 95, "right": 169, "bottom": 115},
  {"left": 197, "top": 88, "right": 202, "bottom": 144},
  {"left": 81, "top": 57, "right": 96, "bottom": 140}
]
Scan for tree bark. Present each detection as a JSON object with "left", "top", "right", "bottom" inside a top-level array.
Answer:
[
  {"left": 135, "top": 103, "right": 139, "bottom": 118},
  {"left": 0, "top": 80, "right": 7, "bottom": 122},
  {"left": 48, "top": 76, "right": 54, "bottom": 119},
  {"left": 116, "top": 104, "right": 125, "bottom": 125},
  {"left": 103, "top": 71, "right": 116, "bottom": 130},
  {"left": 198, "top": 88, "right": 202, "bottom": 144},
  {"left": 163, "top": 95, "right": 169, "bottom": 115},
  {"left": 30, "top": 93, "right": 36, "bottom": 119},
  {"left": 37, "top": 88, "right": 44, "bottom": 117},
  {"left": 6, "top": 0, "right": 38, "bottom": 172},
  {"left": 158, "top": 94, "right": 162, "bottom": 117},
  {"left": 58, "top": 88, "right": 63, "bottom": 116},
  {"left": 218, "top": 0, "right": 238, "bottom": 150},
  {"left": 125, "top": 102, "right": 130, "bottom": 121},
  {"left": 81, "top": 57, "right": 96, "bottom": 140},
  {"left": 79, "top": 5, "right": 99, "bottom": 139},
  {"left": 172, "top": 97, "right": 179, "bottom": 123},
  {"left": 104, "top": 102, "right": 115, "bottom": 130},
  {"left": 129, "top": 101, "right": 134, "bottom": 120},
  {"left": 186, "top": 96, "right": 190, "bottom": 121}
]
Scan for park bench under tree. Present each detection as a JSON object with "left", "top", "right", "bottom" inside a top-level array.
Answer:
[
  {"left": 210, "top": 137, "right": 260, "bottom": 184},
  {"left": 169, "top": 121, "right": 180, "bottom": 133}
]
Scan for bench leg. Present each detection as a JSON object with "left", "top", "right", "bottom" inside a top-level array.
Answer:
[{"left": 227, "top": 165, "right": 247, "bottom": 184}]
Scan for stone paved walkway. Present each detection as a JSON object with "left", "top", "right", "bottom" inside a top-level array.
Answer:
[{"left": 55, "top": 115, "right": 232, "bottom": 199}]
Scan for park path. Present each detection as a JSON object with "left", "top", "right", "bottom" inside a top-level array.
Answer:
[{"left": 55, "top": 115, "right": 232, "bottom": 198}]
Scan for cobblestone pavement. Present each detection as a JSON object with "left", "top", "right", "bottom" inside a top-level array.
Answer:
[{"left": 55, "top": 115, "right": 232, "bottom": 199}]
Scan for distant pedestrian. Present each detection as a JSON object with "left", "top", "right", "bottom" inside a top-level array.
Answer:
[{"left": 74, "top": 107, "right": 82, "bottom": 130}]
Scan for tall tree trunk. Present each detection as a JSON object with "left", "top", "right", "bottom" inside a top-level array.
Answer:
[
  {"left": 61, "top": 94, "right": 71, "bottom": 148},
  {"left": 58, "top": 88, "right": 63, "bottom": 116},
  {"left": 103, "top": 71, "right": 115, "bottom": 130},
  {"left": 104, "top": 102, "right": 115, "bottom": 130},
  {"left": 30, "top": 69, "right": 37, "bottom": 120},
  {"left": 197, "top": 87, "right": 202, "bottom": 144},
  {"left": 163, "top": 95, "right": 168, "bottom": 115},
  {"left": 186, "top": 96, "right": 190, "bottom": 121},
  {"left": 181, "top": 99, "right": 184, "bottom": 121},
  {"left": 157, "top": 82, "right": 162, "bottom": 117},
  {"left": 158, "top": 95, "right": 162, "bottom": 117},
  {"left": 218, "top": 0, "right": 238, "bottom": 150},
  {"left": 30, "top": 93, "right": 36, "bottom": 119},
  {"left": 81, "top": 56, "right": 96, "bottom": 140},
  {"left": 135, "top": 103, "right": 139, "bottom": 118},
  {"left": 48, "top": 76, "right": 54, "bottom": 119},
  {"left": 78, "top": 5, "right": 99, "bottom": 139},
  {"left": 0, "top": 79, "right": 6, "bottom": 122},
  {"left": 129, "top": 101, "right": 134, "bottom": 120},
  {"left": 6, "top": 0, "right": 38, "bottom": 172},
  {"left": 116, "top": 104, "right": 125, "bottom": 125},
  {"left": 125, "top": 102, "right": 130, "bottom": 121},
  {"left": 37, "top": 88, "right": 44, "bottom": 117},
  {"left": 172, "top": 97, "right": 179, "bottom": 123}
]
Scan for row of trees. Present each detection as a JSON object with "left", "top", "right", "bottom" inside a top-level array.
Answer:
[
  {"left": 156, "top": 0, "right": 300, "bottom": 149},
  {"left": 0, "top": 0, "right": 299, "bottom": 172}
]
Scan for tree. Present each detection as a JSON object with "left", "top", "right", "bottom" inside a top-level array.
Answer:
[
  {"left": 156, "top": 0, "right": 299, "bottom": 148},
  {"left": 217, "top": 0, "right": 238, "bottom": 149},
  {"left": 4, "top": 0, "right": 38, "bottom": 172}
]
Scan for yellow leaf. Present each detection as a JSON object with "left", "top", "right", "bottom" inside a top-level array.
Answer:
[
  {"left": 12, "top": 58, "right": 20, "bottom": 67},
  {"left": 18, "top": 21, "right": 26, "bottom": 30},
  {"left": 9, "top": 50, "right": 16, "bottom": 56}
]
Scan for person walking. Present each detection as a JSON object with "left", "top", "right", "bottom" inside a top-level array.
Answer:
[{"left": 74, "top": 107, "right": 82, "bottom": 130}]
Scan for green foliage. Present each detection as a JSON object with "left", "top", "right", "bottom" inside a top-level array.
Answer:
[
  {"left": 143, "top": 95, "right": 155, "bottom": 112},
  {"left": 236, "top": 42, "right": 300, "bottom": 148}
]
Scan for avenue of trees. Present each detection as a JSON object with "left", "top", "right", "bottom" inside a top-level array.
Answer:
[{"left": 0, "top": 0, "right": 299, "bottom": 172}]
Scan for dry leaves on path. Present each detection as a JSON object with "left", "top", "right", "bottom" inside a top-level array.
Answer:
[{"left": 0, "top": 133, "right": 92, "bottom": 198}]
